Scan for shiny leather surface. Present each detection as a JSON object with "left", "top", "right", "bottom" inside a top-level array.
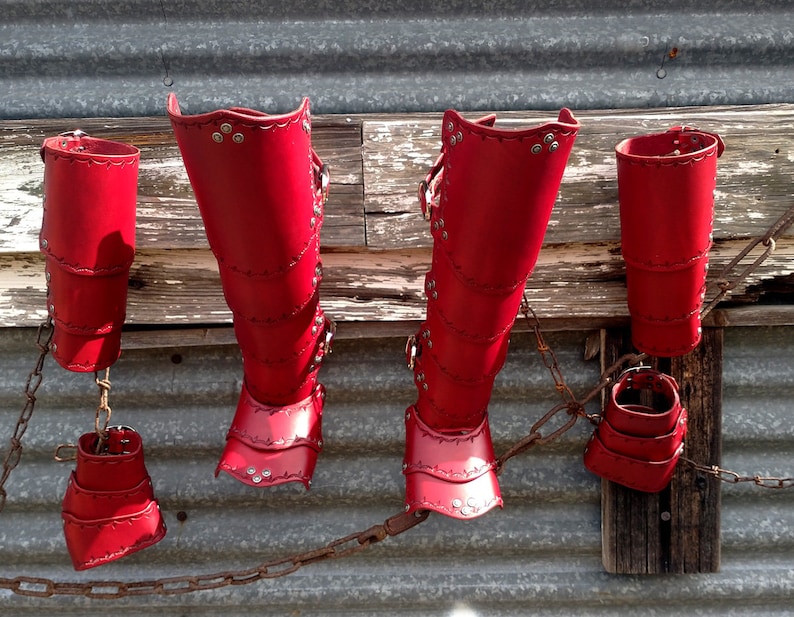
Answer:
[
  {"left": 583, "top": 368, "right": 688, "bottom": 493},
  {"left": 168, "top": 94, "right": 330, "bottom": 488},
  {"left": 40, "top": 133, "right": 139, "bottom": 372},
  {"left": 61, "top": 428, "right": 166, "bottom": 570},
  {"left": 406, "top": 109, "right": 581, "bottom": 518},
  {"left": 615, "top": 128, "right": 724, "bottom": 357}
]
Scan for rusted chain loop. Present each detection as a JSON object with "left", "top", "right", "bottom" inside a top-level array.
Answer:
[
  {"left": 681, "top": 456, "right": 794, "bottom": 489},
  {"left": 0, "top": 509, "right": 431, "bottom": 599},
  {"left": 0, "top": 318, "right": 53, "bottom": 514},
  {"left": 93, "top": 368, "right": 112, "bottom": 454},
  {"left": 701, "top": 203, "right": 794, "bottom": 318}
]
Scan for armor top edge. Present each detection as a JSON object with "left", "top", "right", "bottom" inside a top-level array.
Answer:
[
  {"left": 443, "top": 107, "right": 581, "bottom": 138},
  {"left": 41, "top": 134, "right": 140, "bottom": 162},
  {"left": 166, "top": 92, "right": 310, "bottom": 129},
  {"left": 615, "top": 128, "right": 724, "bottom": 163}
]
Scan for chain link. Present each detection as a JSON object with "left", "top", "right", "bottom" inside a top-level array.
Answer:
[
  {"left": 0, "top": 318, "right": 53, "bottom": 513},
  {"left": 93, "top": 368, "right": 113, "bottom": 454},
  {"left": 681, "top": 457, "right": 794, "bottom": 489}
]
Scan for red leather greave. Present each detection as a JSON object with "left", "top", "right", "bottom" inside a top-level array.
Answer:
[
  {"left": 615, "top": 128, "right": 724, "bottom": 357},
  {"left": 404, "top": 109, "right": 581, "bottom": 519},
  {"left": 61, "top": 427, "right": 166, "bottom": 570},
  {"left": 40, "top": 132, "right": 139, "bottom": 372},
  {"left": 167, "top": 94, "right": 332, "bottom": 489},
  {"left": 583, "top": 368, "right": 687, "bottom": 492}
]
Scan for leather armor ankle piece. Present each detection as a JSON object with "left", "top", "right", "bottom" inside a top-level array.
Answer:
[
  {"left": 615, "top": 127, "right": 725, "bottom": 357},
  {"left": 583, "top": 368, "right": 688, "bottom": 493},
  {"left": 61, "top": 427, "right": 166, "bottom": 570},
  {"left": 168, "top": 94, "right": 333, "bottom": 489},
  {"left": 40, "top": 132, "right": 139, "bottom": 372},
  {"left": 405, "top": 109, "right": 581, "bottom": 519}
]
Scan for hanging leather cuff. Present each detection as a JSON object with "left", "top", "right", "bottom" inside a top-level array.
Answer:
[
  {"left": 583, "top": 368, "right": 688, "bottom": 492},
  {"left": 616, "top": 127, "right": 725, "bottom": 357},
  {"left": 40, "top": 132, "right": 139, "bottom": 372},
  {"left": 61, "top": 428, "right": 166, "bottom": 570},
  {"left": 403, "top": 406, "right": 502, "bottom": 519}
]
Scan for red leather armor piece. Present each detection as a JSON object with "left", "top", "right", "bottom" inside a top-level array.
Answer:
[
  {"left": 403, "top": 407, "right": 503, "bottom": 519},
  {"left": 40, "top": 132, "right": 139, "bottom": 372},
  {"left": 405, "top": 109, "right": 581, "bottom": 519},
  {"left": 61, "top": 428, "right": 166, "bottom": 570},
  {"left": 216, "top": 383, "right": 324, "bottom": 488},
  {"left": 583, "top": 368, "right": 688, "bottom": 493},
  {"left": 168, "top": 94, "right": 331, "bottom": 489},
  {"left": 615, "top": 127, "right": 725, "bottom": 357}
]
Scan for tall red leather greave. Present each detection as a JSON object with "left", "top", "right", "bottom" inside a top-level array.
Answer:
[
  {"left": 615, "top": 127, "right": 725, "bottom": 357},
  {"left": 40, "top": 132, "right": 139, "bottom": 372},
  {"left": 167, "top": 94, "right": 332, "bottom": 489},
  {"left": 404, "top": 109, "right": 580, "bottom": 519},
  {"left": 61, "top": 427, "right": 166, "bottom": 570},
  {"left": 583, "top": 368, "right": 687, "bottom": 492}
]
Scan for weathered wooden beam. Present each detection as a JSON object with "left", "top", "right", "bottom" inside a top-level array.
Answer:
[{"left": 600, "top": 327, "right": 723, "bottom": 573}]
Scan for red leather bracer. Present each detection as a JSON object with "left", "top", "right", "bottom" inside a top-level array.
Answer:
[
  {"left": 168, "top": 94, "right": 332, "bottom": 489},
  {"left": 615, "top": 127, "right": 725, "bottom": 357},
  {"left": 40, "top": 132, "right": 139, "bottom": 372},
  {"left": 61, "top": 427, "right": 166, "bottom": 570},
  {"left": 583, "top": 368, "right": 687, "bottom": 492}
]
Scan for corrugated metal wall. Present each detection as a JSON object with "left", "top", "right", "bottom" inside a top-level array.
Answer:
[
  {"left": 1, "top": 0, "right": 793, "bottom": 118},
  {"left": 1, "top": 325, "right": 793, "bottom": 614}
]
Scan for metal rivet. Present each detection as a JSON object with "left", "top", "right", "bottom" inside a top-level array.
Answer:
[
  {"left": 451, "top": 498, "right": 462, "bottom": 508},
  {"left": 422, "top": 383, "right": 428, "bottom": 391},
  {"left": 467, "top": 497, "right": 478, "bottom": 507},
  {"left": 312, "top": 277, "right": 318, "bottom": 287},
  {"left": 446, "top": 121, "right": 454, "bottom": 132},
  {"left": 544, "top": 133, "right": 555, "bottom": 144},
  {"left": 316, "top": 315, "right": 324, "bottom": 325},
  {"left": 436, "top": 218, "right": 444, "bottom": 228},
  {"left": 449, "top": 135, "right": 457, "bottom": 146},
  {"left": 252, "top": 475, "right": 262, "bottom": 484},
  {"left": 405, "top": 411, "right": 411, "bottom": 420},
  {"left": 426, "top": 341, "right": 433, "bottom": 349},
  {"left": 314, "top": 205, "right": 322, "bottom": 216},
  {"left": 49, "top": 304, "right": 55, "bottom": 313},
  {"left": 549, "top": 141, "right": 559, "bottom": 152},
  {"left": 51, "top": 343, "right": 57, "bottom": 353},
  {"left": 426, "top": 280, "right": 435, "bottom": 290},
  {"left": 314, "top": 355, "right": 323, "bottom": 364},
  {"left": 312, "top": 326, "right": 318, "bottom": 335},
  {"left": 211, "top": 132, "right": 223, "bottom": 143},
  {"left": 422, "top": 329, "right": 430, "bottom": 339},
  {"left": 441, "top": 231, "right": 448, "bottom": 240},
  {"left": 461, "top": 506, "right": 472, "bottom": 516},
  {"left": 315, "top": 264, "right": 323, "bottom": 277},
  {"left": 310, "top": 217, "right": 316, "bottom": 229},
  {"left": 303, "top": 119, "right": 311, "bottom": 133},
  {"left": 220, "top": 123, "right": 233, "bottom": 134},
  {"left": 45, "top": 271, "right": 51, "bottom": 282},
  {"left": 246, "top": 466, "right": 256, "bottom": 475},
  {"left": 402, "top": 463, "right": 408, "bottom": 471},
  {"left": 456, "top": 131, "right": 463, "bottom": 142},
  {"left": 697, "top": 326, "right": 702, "bottom": 335},
  {"left": 431, "top": 291, "right": 438, "bottom": 300},
  {"left": 416, "top": 372, "right": 425, "bottom": 382},
  {"left": 432, "top": 221, "right": 439, "bottom": 231},
  {"left": 40, "top": 238, "right": 48, "bottom": 249},
  {"left": 404, "top": 504, "right": 411, "bottom": 512},
  {"left": 232, "top": 133, "right": 244, "bottom": 143},
  {"left": 262, "top": 469, "right": 272, "bottom": 477},
  {"left": 317, "top": 440, "right": 323, "bottom": 448},
  {"left": 531, "top": 144, "right": 542, "bottom": 154}
]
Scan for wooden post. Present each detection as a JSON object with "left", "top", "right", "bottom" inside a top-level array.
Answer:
[{"left": 600, "top": 327, "right": 723, "bottom": 573}]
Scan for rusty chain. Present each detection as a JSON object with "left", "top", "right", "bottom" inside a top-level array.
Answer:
[
  {"left": 0, "top": 318, "right": 53, "bottom": 514},
  {"left": 1, "top": 205, "right": 793, "bottom": 598}
]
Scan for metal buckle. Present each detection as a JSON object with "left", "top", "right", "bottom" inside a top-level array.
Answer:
[
  {"left": 319, "top": 163, "right": 330, "bottom": 205},
  {"left": 405, "top": 335, "right": 418, "bottom": 370}
]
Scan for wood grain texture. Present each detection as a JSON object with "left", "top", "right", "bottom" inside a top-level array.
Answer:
[{"left": 1, "top": 105, "right": 792, "bottom": 330}]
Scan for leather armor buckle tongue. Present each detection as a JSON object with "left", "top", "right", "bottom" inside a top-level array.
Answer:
[
  {"left": 403, "top": 407, "right": 503, "bottom": 519},
  {"left": 61, "top": 427, "right": 166, "bottom": 570}
]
